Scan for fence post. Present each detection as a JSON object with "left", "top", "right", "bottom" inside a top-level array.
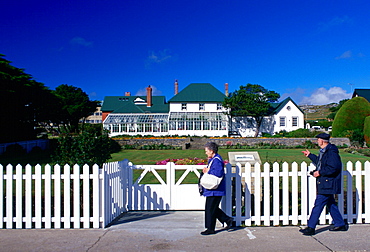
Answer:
[
  {"left": 15, "top": 164, "right": 22, "bottom": 228},
  {"left": 168, "top": 162, "right": 174, "bottom": 210},
  {"left": 272, "top": 162, "right": 279, "bottom": 226},
  {"left": 73, "top": 164, "right": 81, "bottom": 228},
  {"left": 355, "top": 161, "right": 363, "bottom": 223},
  {"left": 263, "top": 162, "right": 270, "bottom": 226},
  {"left": 0, "top": 165, "right": 3, "bottom": 229},
  {"left": 300, "top": 162, "right": 308, "bottom": 225},
  {"left": 254, "top": 163, "right": 262, "bottom": 226},
  {"left": 54, "top": 165, "right": 62, "bottom": 228},
  {"left": 244, "top": 163, "right": 252, "bottom": 226},
  {"left": 44, "top": 164, "right": 51, "bottom": 228},
  {"left": 6, "top": 165, "right": 13, "bottom": 229},
  {"left": 92, "top": 164, "right": 100, "bottom": 228},
  {"left": 282, "top": 162, "right": 289, "bottom": 225},
  {"left": 291, "top": 162, "right": 299, "bottom": 225},
  {"left": 83, "top": 164, "right": 90, "bottom": 228},
  {"left": 127, "top": 162, "right": 133, "bottom": 211},
  {"left": 35, "top": 164, "right": 42, "bottom": 229},
  {"left": 64, "top": 164, "right": 71, "bottom": 228},
  {"left": 365, "top": 161, "right": 370, "bottom": 223}
]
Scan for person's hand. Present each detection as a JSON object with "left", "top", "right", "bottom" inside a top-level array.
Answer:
[
  {"left": 203, "top": 167, "right": 210, "bottom": 173},
  {"left": 313, "top": 171, "right": 320, "bottom": 177},
  {"left": 302, "top": 149, "right": 310, "bottom": 157}
]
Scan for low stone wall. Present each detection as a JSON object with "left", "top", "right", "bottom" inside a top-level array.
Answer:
[
  {"left": 114, "top": 138, "right": 191, "bottom": 149},
  {"left": 210, "top": 137, "right": 350, "bottom": 147},
  {"left": 113, "top": 137, "right": 350, "bottom": 149}
]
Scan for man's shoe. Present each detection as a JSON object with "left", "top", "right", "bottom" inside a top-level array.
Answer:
[
  {"left": 225, "top": 218, "right": 234, "bottom": 229},
  {"left": 329, "top": 225, "right": 348, "bottom": 231},
  {"left": 200, "top": 229, "right": 215, "bottom": 235},
  {"left": 299, "top": 227, "right": 315, "bottom": 235}
]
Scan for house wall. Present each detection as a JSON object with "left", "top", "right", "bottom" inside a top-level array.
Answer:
[
  {"left": 273, "top": 100, "right": 304, "bottom": 133},
  {"left": 169, "top": 102, "right": 227, "bottom": 112},
  {"left": 230, "top": 100, "right": 304, "bottom": 137}
]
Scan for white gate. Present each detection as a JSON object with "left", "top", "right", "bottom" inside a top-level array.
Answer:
[{"left": 127, "top": 163, "right": 207, "bottom": 210}]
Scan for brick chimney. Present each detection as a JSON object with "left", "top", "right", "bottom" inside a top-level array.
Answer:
[
  {"left": 146, "top": 85, "right": 152, "bottom": 107},
  {"left": 125, "top": 92, "right": 131, "bottom": 96},
  {"left": 174, "top": 79, "right": 179, "bottom": 95},
  {"left": 225, "top": 83, "right": 229, "bottom": 97}
]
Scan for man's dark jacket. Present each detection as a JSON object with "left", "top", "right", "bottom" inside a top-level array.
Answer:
[{"left": 307, "top": 143, "right": 342, "bottom": 194}]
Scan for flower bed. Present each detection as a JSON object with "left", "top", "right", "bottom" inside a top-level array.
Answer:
[{"left": 155, "top": 157, "right": 230, "bottom": 165}]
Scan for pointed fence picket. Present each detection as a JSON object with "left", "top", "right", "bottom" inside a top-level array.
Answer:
[{"left": 0, "top": 160, "right": 369, "bottom": 229}]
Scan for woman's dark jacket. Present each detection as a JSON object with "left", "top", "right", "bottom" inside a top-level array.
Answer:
[{"left": 307, "top": 143, "right": 342, "bottom": 194}]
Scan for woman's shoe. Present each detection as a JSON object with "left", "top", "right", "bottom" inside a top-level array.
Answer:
[
  {"left": 299, "top": 227, "right": 315, "bottom": 235},
  {"left": 225, "top": 218, "right": 234, "bottom": 229},
  {"left": 200, "top": 229, "right": 215, "bottom": 235}
]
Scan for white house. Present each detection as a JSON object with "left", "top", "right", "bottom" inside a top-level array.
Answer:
[
  {"left": 230, "top": 97, "right": 305, "bottom": 137},
  {"left": 167, "top": 83, "right": 229, "bottom": 137}
]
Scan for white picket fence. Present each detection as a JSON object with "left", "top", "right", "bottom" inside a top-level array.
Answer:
[
  {"left": 0, "top": 160, "right": 369, "bottom": 229},
  {"left": 0, "top": 160, "right": 130, "bottom": 229},
  {"left": 230, "top": 161, "right": 370, "bottom": 227}
]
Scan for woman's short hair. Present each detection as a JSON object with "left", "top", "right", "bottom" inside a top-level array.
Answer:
[{"left": 205, "top": 142, "right": 218, "bottom": 153}]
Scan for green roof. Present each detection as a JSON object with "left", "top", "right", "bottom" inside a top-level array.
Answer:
[
  {"left": 269, "top": 97, "right": 304, "bottom": 115},
  {"left": 353, "top": 89, "right": 370, "bottom": 102},
  {"left": 101, "top": 96, "right": 169, "bottom": 114},
  {"left": 168, "top": 83, "right": 226, "bottom": 103}
]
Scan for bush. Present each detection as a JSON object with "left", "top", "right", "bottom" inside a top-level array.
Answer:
[
  {"left": 332, "top": 97, "right": 370, "bottom": 137},
  {"left": 339, "top": 129, "right": 364, "bottom": 147},
  {"left": 3, "top": 143, "right": 26, "bottom": 157},
  {"left": 52, "top": 127, "right": 115, "bottom": 168},
  {"left": 364, "top": 116, "right": 370, "bottom": 147}
]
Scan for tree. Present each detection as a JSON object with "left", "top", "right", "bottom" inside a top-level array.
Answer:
[
  {"left": 52, "top": 84, "right": 99, "bottom": 133},
  {"left": 0, "top": 54, "right": 57, "bottom": 143},
  {"left": 331, "top": 97, "right": 370, "bottom": 137},
  {"left": 52, "top": 124, "right": 121, "bottom": 168},
  {"left": 222, "top": 84, "right": 280, "bottom": 137}
]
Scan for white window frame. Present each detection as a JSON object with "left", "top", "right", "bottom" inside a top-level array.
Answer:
[
  {"left": 292, "top": 116, "right": 298, "bottom": 127},
  {"left": 279, "top": 117, "right": 286, "bottom": 127}
]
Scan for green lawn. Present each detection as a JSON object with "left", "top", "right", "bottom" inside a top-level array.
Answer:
[{"left": 109, "top": 148, "right": 370, "bottom": 165}]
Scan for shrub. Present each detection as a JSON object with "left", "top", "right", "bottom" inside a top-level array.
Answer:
[
  {"left": 3, "top": 143, "right": 26, "bottom": 157},
  {"left": 364, "top": 116, "right": 370, "bottom": 147},
  {"left": 339, "top": 129, "right": 364, "bottom": 147},
  {"left": 332, "top": 97, "right": 370, "bottom": 137},
  {"left": 52, "top": 127, "right": 116, "bottom": 168}
]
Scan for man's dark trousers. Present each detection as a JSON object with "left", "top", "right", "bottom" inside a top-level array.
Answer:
[
  {"left": 205, "top": 196, "right": 229, "bottom": 230},
  {"left": 308, "top": 194, "right": 345, "bottom": 229}
]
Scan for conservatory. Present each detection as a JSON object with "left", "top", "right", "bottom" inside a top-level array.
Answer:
[
  {"left": 168, "top": 111, "right": 228, "bottom": 136},
  {"left": 103, "top": 113, "right": 169, "bottom": 136}
]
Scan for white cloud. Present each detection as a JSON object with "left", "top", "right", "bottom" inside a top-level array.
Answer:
[
  {"left": 145, "top": 49, "right": 173, "bottom": 67},
  {"left": 300, "top": 87, "right": 351, "bottom": 105},
  {"left": 335, "top": 50, "right": 352, "bottom": 60},
  {"left": 135, "top": 85, "right": 163, "bottom": 96},
  {"left": 318, "top": 16, "right": 352, "bottom": 32},
  {"left": 69, "top": 37, "right": 93, "bottom": 47}
]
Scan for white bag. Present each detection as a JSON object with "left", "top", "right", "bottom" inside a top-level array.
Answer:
[{"left": 200, "top": 173, "right": 222, "bottom": 190}]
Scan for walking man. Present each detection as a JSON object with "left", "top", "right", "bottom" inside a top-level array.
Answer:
[{"left": 300, "top": 133, "right": 348, "bottom": 235}]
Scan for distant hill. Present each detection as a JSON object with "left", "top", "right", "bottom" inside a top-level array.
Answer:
[{"left": 299, "top": 104, "right": 337, "bottom": 121}]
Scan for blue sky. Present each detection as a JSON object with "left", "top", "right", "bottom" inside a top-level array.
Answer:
[{"left": 2, "top": 0, "right": 370, "bottom": 105}]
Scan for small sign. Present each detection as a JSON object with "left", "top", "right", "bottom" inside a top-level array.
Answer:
[
  {"left": 228, "top": 151, "right": 261, "bottom": 165},
  {"left": 234, "top": 154, "right": 255, "bottom": 162}
]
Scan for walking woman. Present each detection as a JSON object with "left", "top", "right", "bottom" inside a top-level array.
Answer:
[{"left": 200, "top": 142, "right": 233, "bottom": 235}]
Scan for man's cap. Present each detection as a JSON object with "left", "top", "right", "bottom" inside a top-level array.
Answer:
[{"left": 315, "top": 133, "right": 330, "bottom": 140}]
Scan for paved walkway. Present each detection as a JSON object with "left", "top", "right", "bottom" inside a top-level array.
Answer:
[{"left": 0, "top": 211, "right": 369, "bottom": 251}]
